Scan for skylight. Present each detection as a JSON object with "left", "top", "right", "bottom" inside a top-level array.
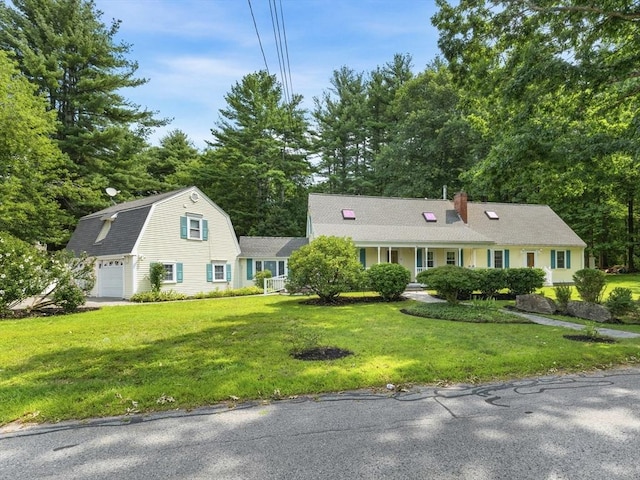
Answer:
[
  {"left": 485, "top": 210, "right": 499, "bottom": 220},
  {"left": 342, "top": 209, "right": 356, "bottom": 220},
  {"left": 422, "top": 212, "right": 437, "bottom": 222}
]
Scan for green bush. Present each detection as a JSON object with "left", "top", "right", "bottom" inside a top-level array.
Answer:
[
  {"left": 416, "top": 265, "right": 479, "bottom": 304},
  {"left": 149, "top": 263, "right": 166, "bottom": 293},
  {"left": 554, "top": 283, "right": 573, "bottom": 313},
  {"left": 366, "top": 263, "right": 411, "bottom": 301},
  {"left": 46, "top": 251, "right": 96, "bottom": 313},
  {"left": 505, "top": 268, "right": 545, "bottom": 296},
  {"left": 0, "top": 232, "right": 49, "bottom": 312},
  {"left": 253, "top": 270, "right": 273, "bottom": 289},
  {"left": 193, "top": 287, "right": 263, "bottom": 299},
  {"left": 286, "top": 236, "right": 364, "bottom": 303},
  {"left": 573, "top": 268, "right": 606, "bottom": 303},
  {"left": 605, "top": 287, "right": 636, "bottom": 318},
  {"left": 475, "top": 268, "right": 507, "bottom": 299},
  {"left": 130, "top": 290, "right": 188, "bottom": 303}
]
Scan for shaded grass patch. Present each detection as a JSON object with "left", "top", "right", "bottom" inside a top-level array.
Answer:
[{"left": 402, "top": 302, "right": 532, "bottom": 323}]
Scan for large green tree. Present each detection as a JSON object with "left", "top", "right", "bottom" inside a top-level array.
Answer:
[
  {"left": 433, "top": 0, "right": 640, "bottom": 269},
  {"left": 0, "top": 50, "right": 74, "bottom": 244},
  {"left": 0, "top": 0, "right": 165, "bottom": 220},
  {"left": 374, "top": 60, "right": 486, "bottom": 198},
  {"left": 194, "top": 71, "right": 312, "bottom": 237}
]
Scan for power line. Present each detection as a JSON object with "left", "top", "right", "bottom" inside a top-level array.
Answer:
[{"left": 247, "top": 0, "right": 269, "bottom": 74}]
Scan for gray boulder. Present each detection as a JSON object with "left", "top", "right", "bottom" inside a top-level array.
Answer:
[
  {"left": 515, "top": 294, "right": 557, "bottom": 314},
  {"left": 567, "top": 301, "right": 612, "bottom": 323}
]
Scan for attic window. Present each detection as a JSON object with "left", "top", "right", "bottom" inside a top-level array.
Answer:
[
  {"left": 485, "top": 210, "right": 499, "bottom": 220},
  {"left": 342, "top": 209, "right": 356, "bottom": 220},
  {"left": 422, "top": 212, "right": 437, "bottom": 222}
]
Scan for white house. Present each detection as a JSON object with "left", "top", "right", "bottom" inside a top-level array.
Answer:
[{"left": 67, "top": 186, "right": 240, "bottom": 298}]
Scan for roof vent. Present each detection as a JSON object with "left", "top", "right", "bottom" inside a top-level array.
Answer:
[
  {"left": 341, "top": 209, "right": 356, "bottom": 220},
  {"left": 422, "top": 212, "right": 437, "bottom": 222},
  {"left": 485, "top": 210, "right": 499, "bottom": 220}
]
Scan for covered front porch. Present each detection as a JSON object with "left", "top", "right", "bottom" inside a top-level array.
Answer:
[{"left": 357, "top": 245, "right": 478, "bottom": 281}]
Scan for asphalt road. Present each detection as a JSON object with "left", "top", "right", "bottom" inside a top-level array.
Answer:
[{"left": 2, "top": 368, "right": 640, "bottom": 480}]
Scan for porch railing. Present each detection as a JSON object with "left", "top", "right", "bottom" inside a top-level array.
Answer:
[
  {"left": 264, "top": 275, "right": 287, "bottom": 294},
  {"left": 543, "top": 266, "right": 553, "bottom": 286}
]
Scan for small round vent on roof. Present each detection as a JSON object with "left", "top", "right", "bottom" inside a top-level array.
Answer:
[{"left": 190, "top": 191, "right": 200, "bottom": 203}]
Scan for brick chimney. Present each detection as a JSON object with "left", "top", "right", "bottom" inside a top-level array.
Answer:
[{"left": 454, "top": 192, "right": 468, "bottom": 224}]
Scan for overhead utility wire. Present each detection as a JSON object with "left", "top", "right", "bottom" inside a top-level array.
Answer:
[
  {"left": 269, "top": 0, "right": 291, "bottom": 105},
  {"left": 247, "top": 0, "right": 269, "bottom": 74},
  {"left": 278, "top": 0, "right": 295, "bottom": 104}
]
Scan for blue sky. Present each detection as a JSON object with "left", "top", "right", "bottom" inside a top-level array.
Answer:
[{"left": 94, "top": 0, "right": 442, "bottom": 149}]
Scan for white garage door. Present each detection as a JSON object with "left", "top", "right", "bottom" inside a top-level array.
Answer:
[{"left": 98, "top": 259, "right": 124, "bottom": 298}]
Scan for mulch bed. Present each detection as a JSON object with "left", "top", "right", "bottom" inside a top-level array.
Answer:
[
  {"left": 1, "top": 307, "right": 99, "bottom": 320},
  {"left": 291, "top": 346, "right": 354, "bottom": 361},
  {"left": 300, "top": 295, "right": 406, "bottom": 306},
  {"left": 563, "top": 334, "right": 617, "bottom": 344}
]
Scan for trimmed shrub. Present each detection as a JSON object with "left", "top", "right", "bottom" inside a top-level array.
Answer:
[
  {"left": 605, "top": 287, "right": 636, "bottom": 318},
  {"left": 130, "top": 290, "right": 188, "bottom": 303},
  {"left": 554, "top": 283, "right": 573, "bottom": 313},
  {"left": 504, "top": 268, "right": 545, "bottom": 296},
  {"left": 149, "top": 263, "right": 166, "bottom": 293},
  {"left": 366, "top": 263, "right": 411, "bottom": 301},
  {"left": 573, "top": 268, "right": 606, "bottom": 303},
  {"left": 254, "top": 269, "right": 273, "bottom": 289},
  {"left": 286, "top": 236, "right": 364, "bottom": 303},
  {"left": 475, "top": 268, "right": 507, "bottom": 299},
  {"left": 416, "top": 265, "right": 479, "bottom": 304}
]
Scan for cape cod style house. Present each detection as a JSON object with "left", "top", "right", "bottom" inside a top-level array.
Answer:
[{"left": 68, "top": 187, "right": 587, "bottom": 298}]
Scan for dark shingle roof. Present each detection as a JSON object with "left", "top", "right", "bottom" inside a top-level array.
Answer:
[
  {"left": 66, "top": 187, "right": 190, "bottom": 256},
  {"left": 239, "top": 236, "right": 308, "bottom": 257}
]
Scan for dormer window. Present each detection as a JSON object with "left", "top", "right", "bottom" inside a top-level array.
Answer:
[
  {"left": 485, "top": 210, "right": 499, "bottom": 220},
  {"left": 422, "top": 212, "right": 437, "bottom": 222},
  {"left": 342, "top": 209, "right": 356, "bottom": 220},
  {"left": 95, "top": 213, "right": 118, "bottom": 243}
]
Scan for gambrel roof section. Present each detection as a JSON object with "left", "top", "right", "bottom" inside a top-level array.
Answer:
[{"left": 66, "top": 187, "right": 211, "bottom": 257}]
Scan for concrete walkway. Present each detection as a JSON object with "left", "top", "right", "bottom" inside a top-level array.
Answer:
[{"left": 404, "top": 290, "right": 640, "bottom": 339}]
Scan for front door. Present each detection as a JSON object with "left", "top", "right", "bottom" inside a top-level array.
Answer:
[{"left": 526, "top": 252, "right": 535, "bottom": 268}]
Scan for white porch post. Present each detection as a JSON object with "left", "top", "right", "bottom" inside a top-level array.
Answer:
[
  {"left": 459, "top": 248, "right": 462, "bottom": 267},
  {"left": 414, "top": 246, "right": 418, "bottom": 280},
  {"left": 425, "top": 247, "right": 428, "bottom": 270},
  {"left": 377, "top": 246, "right": 381, "bottom": 265}
]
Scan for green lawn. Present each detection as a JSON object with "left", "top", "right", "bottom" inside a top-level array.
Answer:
[{"left": 2, "top": 294, "right": 640, "bottom": 426}]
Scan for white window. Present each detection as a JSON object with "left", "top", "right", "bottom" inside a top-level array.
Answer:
[
  {"left": 494, "top": 250, "right": 504, "bottom": 269},
  {"left": 427, "top": 251, "right": 434, "bottom": 268},
  {"left": 255, "top": 260, "right": 286, "bottom": 276},
  {"left": 213, "top": 263, "right": 225, "bottom": 281},
  {"left": 446, "top": 251, "right": 457, "bottom": 266},
  {"left": 189, "top": 217, "right": 202, "bottom": 240},
  {"left": 163, "top": 263, "right": 176, "bottom": 283}
]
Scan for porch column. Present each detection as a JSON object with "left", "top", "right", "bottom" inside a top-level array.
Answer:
[
  {"left": 414, "top": 246, "right": 418, "bottom": 280},
  {"left": 459, "top": 248, "right": 462, "bottom": 267},
  {"left": 425, "top": 247, "right": 428, "bottom": 270},
  {"left": 377, "top": 246, "right": 381, "bottom": 265}
]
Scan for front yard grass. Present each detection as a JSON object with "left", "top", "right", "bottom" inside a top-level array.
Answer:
[{"left": 2, "top": 295, "right": 640, "bottom": 426}]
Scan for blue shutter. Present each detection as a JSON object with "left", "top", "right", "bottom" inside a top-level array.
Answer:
[
  {"left": 416, "top": 249, "right": 423, "bottom": 268},
  {"left": 359, "top": 248, "right": 366, "bottom": 268},
  {"left": 180, "top": 216, "right": 187, "bottom": 239},
  {"left": 487, "top": 249, "right": 492, "bottom": 268},
  {"left": 566, "top": 250, "right": 571, "bottom": 269},
  {"left": 247, "top": 258, "right": 253, "bottom": 280},
  {"left": 176, "top": 263, "right": 184, "bottom": 283},
  {"left": 202, "top": 220, "right": 208, "bottom": 240},
  {"left": 504, "top": 249, "right": 510, "bottom": 268},
  {"left": 226, "top": 264, "right": 232, "bottom": 282},
  {"left": 551, "top": 250, "right": 556, "bottom": 269},
  {"left": 206, "top": 263, "right": 213, "bottom": 282}
]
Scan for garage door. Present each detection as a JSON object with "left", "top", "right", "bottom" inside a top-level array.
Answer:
[{"left": 98, "top": 259, "right": 124, "bottom": 298}]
